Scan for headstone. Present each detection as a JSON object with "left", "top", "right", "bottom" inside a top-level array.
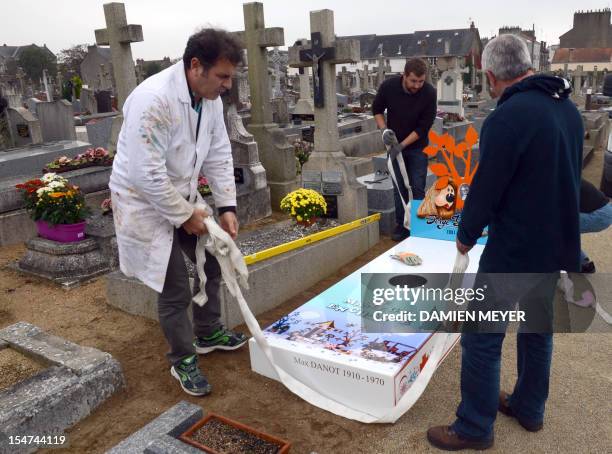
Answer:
[
  {"left": 26, "top": 98, "right": 42, "bottom": 116},
  {"left": 42, "top": 69, "right": 52, "bottom": 102},
  {"left": 480, "top": 70, "right": 491, "bottom": 100},
  {"left": 289, "top": 9, "right": 368, "bottom": 223},
  {"left": 293, "top": 66, "right": 315, "bottom": 121},
  {"left": 362, "top": 64, "right": 370, "bottom": 91},
  {"left": 340, "top": 66, "right": 351, "bottom": 94},
  {"left": 36, "top": 99, "right": 77, "bottom": 142},
  {"left": 222, "top": 73, "right": 272, "bottom": 224},
  {"left": 85, "top": 116, "right": 114, "bottom": 148},
  {"left": 95, "top": 90, "right": 112, "bottom": 113},
  {"left": 376, "top": 54, "right": 385, "bottom": 88},
  {"left": 80, "top": 87, "right": 98, "bottom": 114},
  {"left": 236, "top": 1, "right": 298, "bottom": 209},
  {"left": 271, "top": 97, "right": 290, "bottom": 126},
  {"left": 94, "top": 2, "right": 143, "bottom": 109},
  {"left": 593, "top": 65, "right": 599, "bottom": 92},
  {"left": 437, "top": 69, "right": 464, "bottom": 116},
  {"left": 573, "top": 65, "right": 585, "bottom": 94},
  {"left": 6, "top": 107, "right": 43, "bottom": 147}
]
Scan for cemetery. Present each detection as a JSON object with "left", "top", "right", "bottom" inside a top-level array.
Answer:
[{"left": 0, "top": 1, "right": 611, "bottom": 453}]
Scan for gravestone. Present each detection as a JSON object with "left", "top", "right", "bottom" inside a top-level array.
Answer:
[
  {"left": 86, "top": 116, "right": 114, "bottom": 148},
  {"left": 376, "top": 53, "right": 385, "bottom": 88},
  {"left": 437, "top": 69, "right": 464, "bottom": 116},
  {"left": 573, "top": 65, "right": 584, "bottom": 94},
  {"left": 95, "top": 90, "right": 113, "bottom": 113},
  {"left": 26, "top": 98, "right": 41, "bottom": 116},
  {"left": 80, "top": 87, "right": 98, "bottom": 114},
  {"left": 340, "top": 66, "right": 351, "bottom": 95},
  {"left": 362, "top": 64, "right": 370, "bottom": 91},
  {"left": 288, "top": 9, "right": 368, "bottom": 223},
  {"left": 235, "top": 1, "right": 298, "bottom": 209},
  {"left": 222, "top": 71, "right": 271, "bottom": 224},
  {"left": 480, "top": 69, "right": 491, "bottom": 100},
  {"left": 5, "top": 108, "right": 43, "bottom": 147},
  {"left": 36, "top": 100, "right": 76, "bottom": 142},
  {"left": 42, "top": 69, "right": 52, "bottom": 102},
  {"left": 293, "top": 67, "right": 315, "bottom": 121}
]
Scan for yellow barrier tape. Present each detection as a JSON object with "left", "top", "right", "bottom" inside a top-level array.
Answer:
[{"left": 244, "top": 213, "right": 381, "bottom": 265}]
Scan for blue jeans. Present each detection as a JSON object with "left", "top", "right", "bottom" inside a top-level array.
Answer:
[
  {"left": 391, "top": 147, "right": 428, "bottom": 226},
  {"left": 451, "top": 273, "right": 557, "bottom": 441},
  {"left": 580, "top": 203, "right": 612, "bottom": 262}
]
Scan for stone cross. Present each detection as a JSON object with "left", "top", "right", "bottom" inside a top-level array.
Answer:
[
  {"left": 233, "top": 2, "right": 284, "bottom": 125},
  {"left": 42, "top": 69, "right": 51, "bottom": 102},
  {"left": 362, "top": 64, "right": 370, "bottom": 91},
  {"left": 573, "top": 65, "right": 585, "bottom": 93},
  {"left": 288, "top": 9, "right": 366, "bottom": 223},
  {"left": 94, "top": 2, "right": 143, "bottom": 109},
  {"left": 377, "top": 53, "right": 385, "bottom": 88},
  {"left": 270, "top": 47, "right": 283, "bottom": 98},
  {"left": 15, "top": 67, "right": 26, "bottom": 97},
  {"left": 289, "top": 10, "right": 359, "bottom": 152},
  {"left": 480, "top": 70, "right": 491, "bottom": 100},
  {"left": 340, "top": 66, "right": 350, "bottom": 94},
  {"left": 593, "top": 65, "right": 599, "bottom": 91}
]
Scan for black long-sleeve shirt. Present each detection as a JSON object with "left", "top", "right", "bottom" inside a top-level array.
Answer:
[{"left": 372, "top": 76, "right": 437, "bottom": 150}]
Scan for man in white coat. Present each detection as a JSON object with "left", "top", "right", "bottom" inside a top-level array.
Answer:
[{"left": 110, "top": 29, "right": 247, "bottom": 396}]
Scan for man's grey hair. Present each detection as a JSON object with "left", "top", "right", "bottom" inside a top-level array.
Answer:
[{"left": 482, "top": 34, "right": 533, "bottom": 81}]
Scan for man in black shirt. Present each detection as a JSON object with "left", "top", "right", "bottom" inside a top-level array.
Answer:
[{"left": 372, "top": 58, "right": 437, "bottom": 241}]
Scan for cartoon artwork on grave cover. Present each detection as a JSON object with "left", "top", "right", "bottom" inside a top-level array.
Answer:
[
  {"left": 418, "top": 126, "right": 479, "bottom": 218},
  {"left": 263, "top": 278, "right": 430, "bottom": 367}
]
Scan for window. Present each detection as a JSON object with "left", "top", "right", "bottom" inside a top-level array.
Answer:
[
  {"left": 425, "top": 34, "right": 430, "bottom": 37},
  {"left": 454, "top": 32, "right": 459, "bottom": 36},
  {"left": 437, "top": 38, "right": 442, "bottom": 43}
]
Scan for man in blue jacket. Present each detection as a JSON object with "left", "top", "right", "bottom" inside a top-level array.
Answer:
[{"left": 427, "top": 34, "right": 583, "bottom": 450}]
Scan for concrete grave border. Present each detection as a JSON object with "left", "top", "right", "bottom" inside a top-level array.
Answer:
[
  {"left": 106, "top": 219, "right": 380, "bottom": 328},
  {"left": 0, "top": 322, "right": 125, "bottom": 454}
]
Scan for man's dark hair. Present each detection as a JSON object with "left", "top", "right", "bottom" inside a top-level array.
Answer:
[
  {"left": 404, "top": 58, "right": 428, "bottom": 77},
  {"left": 183, "top": 28, "right": 243, "bottom": 70}
]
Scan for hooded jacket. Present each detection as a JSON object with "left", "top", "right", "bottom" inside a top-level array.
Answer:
[{"left": 457, "top": 75, "right": 583, "bottom": 272}]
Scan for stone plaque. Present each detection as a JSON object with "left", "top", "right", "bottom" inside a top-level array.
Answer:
[
  {"left": 302, "top": 170, "right": 322, "bottom": 182},
  {"left": 322, "top": 171, "right": 342, "bottom": 183},
  {"left": 303, "top": 181, "right": 322, "bottom": 192},
  {"left": 16, "top": 124, "right": 30, "bottom": 138},
  {"left": 322, "top": 182, "right": 343, "bottom": 195}
]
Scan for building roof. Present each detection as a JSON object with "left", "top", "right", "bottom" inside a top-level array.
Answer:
[
  {"left": 340, "top": 28, "right": 479, "bottom": 59},
  {"left": 552, "top": 47, "right": 612, "bottom": 63},
  {"left": 0, "top": 44, "right": 55, "bottom": 60}
]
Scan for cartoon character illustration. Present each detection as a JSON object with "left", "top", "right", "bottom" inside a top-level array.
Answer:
[{"left": 417, "top": 177, "right": 458, "bottom": 219}]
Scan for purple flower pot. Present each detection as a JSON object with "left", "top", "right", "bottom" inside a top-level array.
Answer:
[{"left": 35, "top": 220, "right": 86, "bottom": 243}]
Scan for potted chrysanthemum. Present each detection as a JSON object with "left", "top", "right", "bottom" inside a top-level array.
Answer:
[
  {"left": 15, "top": 173, "right": 90, "bottom": 242},
  {"left": 280, "top": 188, "right": 327, "bottom": 226}
]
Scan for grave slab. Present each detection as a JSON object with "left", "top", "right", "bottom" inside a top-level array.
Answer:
[
  {"left": 106, "top": 401, "right": 202, "bottom": 454},
  {"left": 0, "top": 140, "right": 90, "bottom": 179},
  {"left": 0, "top": 322, "right": 124, "bottom": 454}
]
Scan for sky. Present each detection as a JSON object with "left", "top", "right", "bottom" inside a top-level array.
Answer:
[{"left": 2, "top": 0, "right": 611, "bottom": 60}]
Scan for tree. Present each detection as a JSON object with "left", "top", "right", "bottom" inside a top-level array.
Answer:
[
  {"left": 57, "top": 44, "right": 89, "bottom": 77},
  {"left": 18, "top": 46, "right": 56, "bottom": 82}
]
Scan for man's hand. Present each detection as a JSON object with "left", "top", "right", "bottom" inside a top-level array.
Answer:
[
  {"left": 456, "top": 237, "right": 473, "bottom": 255},
  {"left": 182, "top": 206, "right": 209, "bottom": 236},
  {"left": 382, "top": 128, "right": 397, "bottom": 147},
  {"left": 388, "top": 143, "right": 403, "bottom": 160},
  {"left": 220, "top": 211, "right": 239, "bottom": 239}
]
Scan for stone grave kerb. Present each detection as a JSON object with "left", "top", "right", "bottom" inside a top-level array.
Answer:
[
  {"left": 288, "top": 9, "right": 368, "bottom": 224},
  {"left": 94, "top": 2, "right": 143, "bottom": 110}
]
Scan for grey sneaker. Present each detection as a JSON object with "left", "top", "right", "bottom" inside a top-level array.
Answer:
[
  {"left": 170, "top": 354, "right": 212, "bottom": 396},
  {"left": 194, "top": 328, "right": 248, "bottom": 354}
]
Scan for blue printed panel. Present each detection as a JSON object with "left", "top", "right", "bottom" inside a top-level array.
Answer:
[{"left": 410, "top": 200, "right": 487, "bottom": 245}]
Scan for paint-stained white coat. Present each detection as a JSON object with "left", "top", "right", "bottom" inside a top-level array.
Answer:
[{"left": 109, "top": 62, "right": 236, "bottom": 293}]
